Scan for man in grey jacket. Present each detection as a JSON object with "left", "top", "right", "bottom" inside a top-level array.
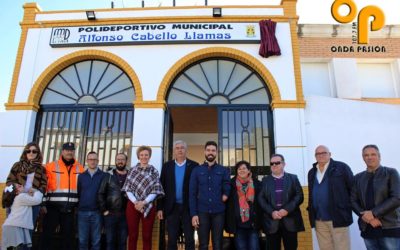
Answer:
[{"left": 351, "top": 144, "right": 400, "bottom": 250}]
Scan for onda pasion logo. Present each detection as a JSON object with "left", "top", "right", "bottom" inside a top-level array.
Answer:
[{"left": 330, "top": 0, "right": 386, "bottom": 53}]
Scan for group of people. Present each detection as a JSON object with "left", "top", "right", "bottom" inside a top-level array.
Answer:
[{"left": 1, "top": 140, "right": 399, "bottom": 250}]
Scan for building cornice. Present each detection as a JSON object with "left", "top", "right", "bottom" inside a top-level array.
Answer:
[{"left": 298, "top": 24, "right": 400, "bottom": 39}]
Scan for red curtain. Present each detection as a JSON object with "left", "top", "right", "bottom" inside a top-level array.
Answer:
[{"left": 259, "top": 20, "right": 281, "bottom": 58}]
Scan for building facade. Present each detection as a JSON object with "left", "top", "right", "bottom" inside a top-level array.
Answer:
[{"left": 1, "top": 1, "right": 400, "bottom": 249}]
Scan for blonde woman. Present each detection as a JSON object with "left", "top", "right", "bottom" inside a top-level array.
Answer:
[{"left": 122, "top": 146, "right": 164, "bottom": 250}]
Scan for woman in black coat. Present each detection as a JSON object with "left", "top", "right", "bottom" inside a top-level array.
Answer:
[{"left": 225, "top": 161, "right": 262, "bottom": 250}]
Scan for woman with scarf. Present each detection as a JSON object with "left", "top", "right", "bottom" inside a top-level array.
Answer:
[
  {"left": 225, "top": 160, "right": 262, "bottom": 250},
  {"left": 122, "top": 146, "right": 164, "bottom": 250},
  {"left": 3, "top": 142, "right": 47, "bottom": 228}
]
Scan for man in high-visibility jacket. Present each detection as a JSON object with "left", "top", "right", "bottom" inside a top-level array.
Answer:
[{"left": 40, "top": 142, "right": 84, "bottom": 250}]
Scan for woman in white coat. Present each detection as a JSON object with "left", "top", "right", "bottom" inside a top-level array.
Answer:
[{"left": 2, "top": 184, "right": 43, "bottom": 249}]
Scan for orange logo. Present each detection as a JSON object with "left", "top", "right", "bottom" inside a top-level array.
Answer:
[{"left": 331, "top": 0, "right": 385, "bottom": 44}]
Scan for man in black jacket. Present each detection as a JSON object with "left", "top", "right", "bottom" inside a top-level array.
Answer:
[
  {"left": 157, "top": 140, "right": 199, "bottom": 250},
  {"left": 258, "top": 154, "right": 304, "bottom": 250},
  {"left": 307, "top": 145, "right": 354, "bottom": 250},
  {"left": 98, "top": 153, "right": 129, "bottom": 250},
  {"left": 351, "top": 144, "right": 400, "bottom": 250}
]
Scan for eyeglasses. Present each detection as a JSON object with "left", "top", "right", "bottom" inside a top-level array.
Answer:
[
  {"left": 87, "top": 158, "right": 98, "bottom": 161},
  {"left": 25, "top": 150, "right": 39, "bottom": 154},
  {"left": 315, "top": 152, "right": 328, "bottom": 156},
  {"left": 270, "top": 161, "right": 282, "bottom": 166}
]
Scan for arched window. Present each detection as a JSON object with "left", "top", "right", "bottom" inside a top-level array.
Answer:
[
  {"left": 168, "top": 59, "right": 270, "bottom": 105},
  {"left": 35, "top": 60, "right": 135, "bottom": 169},
  {"left": 166, "top": 58, "right": 273, "bottom": 176},
  {"left": 41, "top": 60, "right": 134, "bottom": 104}
]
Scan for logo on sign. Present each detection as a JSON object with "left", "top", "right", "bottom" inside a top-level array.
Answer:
[
  {"left": 52, "top": 28, "right": 71, "bottom": 44},
  {"left": 331, "top": 0, "right": 385, "bottom": 44},
  {"left": 246, "top": 25, "right": 256, "bottom": 38}
]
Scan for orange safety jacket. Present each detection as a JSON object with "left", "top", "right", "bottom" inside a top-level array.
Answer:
[{"left": 45, "top": 158, "right": 84, "bottom": 211}]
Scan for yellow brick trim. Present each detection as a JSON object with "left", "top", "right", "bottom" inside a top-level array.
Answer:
[
  {"left": 271, "top": 100, "right": 306, "bottom": 109},
  {"left": 6, "top": 3, "right": 41, "bottom": 107},
  {"left": 6, "top": 50, "right": 142, "bottom": 111},
  {"left": 281, "top": 0, "right": 298, "bottom": 16},
  {"left": 156, "top": 47, "right": 282, "bottom": 104},
  {"left": 281, "top": 0, "right": 305, "bottom": 106},
  {"left": 23, "top": 3, "right": 41, "bottom": 22},
  {"left": 289, "top": 19, "right": 305, "bottom": 102},
  {"left": 133, "top": 100, "right": 166, "bottom": 109},
  {"left": 299, "top": 186, "right": 313, "bottom": 250},
  {"left": 0, "top": 183, "right": 6, "bottom": 241},
  {"left": 358, "top": 98, "right": 400, "bottom": 105},
  {"left": 4, "top": 102, "right": 39, "bottom": 111}
]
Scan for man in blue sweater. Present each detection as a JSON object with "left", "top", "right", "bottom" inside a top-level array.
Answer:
[
  {"left": 77, "top": 151, "right": 105, "bottom": 250},
  {"left": 189, "top": 141, "right": 230, "bottom": 250},
  {"left": 307, "top": 145, "right": 354, "bottom": 250}
]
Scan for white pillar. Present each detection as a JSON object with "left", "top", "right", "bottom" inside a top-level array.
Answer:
[
  {"left": 273, "top": 108, "right": 308, "bottom": 185},
  {"left": 131, "top": 108, "right": 165, "bottom": 172}
]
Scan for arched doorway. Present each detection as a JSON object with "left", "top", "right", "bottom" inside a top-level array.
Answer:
[
  {"left": 161, "top": 57, "right": 274, "bottom": 249},
  {"left": 165, "top": 58, "right": 274, "bottom": 176},
  {"left": 34, "top": 59, "right": 135, "bottom": 169}
]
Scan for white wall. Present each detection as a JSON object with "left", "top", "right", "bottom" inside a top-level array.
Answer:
[
  {"left": 305, "top": 95, "right": 400, "bottom": 250},
  {"left": 301, "top": 61, "right": 336, "bottom": 97},
  {"left": 0, "top": 110, "right": 37, "bottom": 181},
  {"left": 14, "top": 22, "right": 297, "bottom": 103},
  {"left": 357, "top": 62, "right": 398, "bottom": 98}
]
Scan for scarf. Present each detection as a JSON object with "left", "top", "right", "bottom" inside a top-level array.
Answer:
[
  {"left": 236, "top": 176, "right": 255, "bottom": 223},
  {"left": 122, "top": 164, "right": 164, "bottom": 217},
  {"left": 6, "top": 160, "right": 47, "bottom": 194}
]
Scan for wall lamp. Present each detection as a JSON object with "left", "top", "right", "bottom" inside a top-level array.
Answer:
[
  {"left": 213, "top": 7, "right": 222, "bottom": 17},
  {"left": 86, "top": 11, "right": 96, "bottom": 21}
]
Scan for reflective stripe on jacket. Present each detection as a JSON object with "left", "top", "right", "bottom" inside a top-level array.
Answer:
[{"left": 45, "top": 158, "right": 84, "bottom": 210}]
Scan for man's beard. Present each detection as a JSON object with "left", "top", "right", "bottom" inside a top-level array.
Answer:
[
  {"left": 206, "top": 154, "right": 216, "bottom": 162},
  {"left": 116, "top": 164, "right": 126, "bottom": 171}
]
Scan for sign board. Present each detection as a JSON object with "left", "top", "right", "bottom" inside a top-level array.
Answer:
[{"left": 50, "top": 23, "right": 260, "bottom": 47}]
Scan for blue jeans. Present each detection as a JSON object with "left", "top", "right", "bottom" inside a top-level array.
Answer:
[
  {"left": 78, "top": 211, "right": 102, "bottom": 250},
  {"left": 234, "top": 228, "right": 260, "bottom": 250},
  {"left": 104, "top": 213, "right": 128, "bottom": 250},
  {"left": 364, "top": 237, "right": 400, "bottom": 250},
  {"left": 197, "top": 212, "right": 225, "bottom": 250}
]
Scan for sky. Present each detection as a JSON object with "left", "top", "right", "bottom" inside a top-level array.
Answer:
[{"left": 0, "top": 0, "right": 399, "bottom": 111}]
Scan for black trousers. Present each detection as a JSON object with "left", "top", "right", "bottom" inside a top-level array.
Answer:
[
  {"left": 166, "top": 203, "right": 195, "bottom": 250},
  {"left": 39, "top": 206, "right": 76, "bottom": 250},
  {"left": 265, "top": 223, "right": 298, "bottom": 250},
  {"left": 198, "top": 212, "right": 225, "bottom": 250}
]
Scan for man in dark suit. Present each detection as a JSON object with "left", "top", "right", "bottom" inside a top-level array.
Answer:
[
  {"left": 157, "top": 140, "right": 199, "bottom": 250},
  {"left": 258, "top": 153, "right": 305, "bottom": 250}
]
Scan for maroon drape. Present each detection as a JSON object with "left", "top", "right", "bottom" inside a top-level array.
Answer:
[{"left": 259, "top": 20, "right": 281, "bottom": 58}]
